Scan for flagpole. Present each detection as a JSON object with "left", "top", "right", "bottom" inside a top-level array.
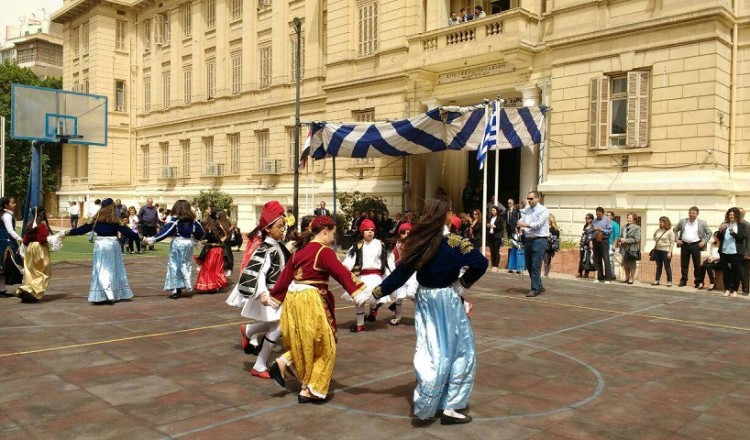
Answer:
[
  {"left": 310, "top": 158, "right": 315, "bottom": 216},
  {"left": 493, "top": 99, "right": 501, "bottom": 211},
  {"left": 332, "top": 155, "right": 338, "bottom": 249},
  {"left": 481, "top": 102, "right": 489, "bottom": 256}
]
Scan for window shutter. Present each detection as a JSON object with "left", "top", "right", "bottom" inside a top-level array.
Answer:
[
  {"left": 626, "top": 71, "right": 649, "bottom": 148},
  {"left": 589, "top": 77, "right": 609, "bottom": 150},
  {"left": 154, "top": 14, "right": 164, "bottom": 45}
]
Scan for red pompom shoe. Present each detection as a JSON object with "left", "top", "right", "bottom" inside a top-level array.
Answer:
[{"left": 251, "top": 369, "right": 271, "bottom": 379}]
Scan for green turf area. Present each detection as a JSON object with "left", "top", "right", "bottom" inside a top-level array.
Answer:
[{"left": 50, "top": 234, "right": 173, "bottom": 262}]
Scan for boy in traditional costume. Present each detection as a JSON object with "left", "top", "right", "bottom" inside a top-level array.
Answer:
[{"left": 342, "top": 218, "right": 394, "bottom": 332}]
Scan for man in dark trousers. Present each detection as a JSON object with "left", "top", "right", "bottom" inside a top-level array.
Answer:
[
  {"left": 505, "top": 198, "right": 520, "bottom": 239},
  {"left": 314, "top": 201, "right": 330, "bottom": 217},
  {"left": 673, "top": 206, "right": 711, "bottom": 287},
  {"left": 138, "top": 198, "right": 159, "bottom": 251}
]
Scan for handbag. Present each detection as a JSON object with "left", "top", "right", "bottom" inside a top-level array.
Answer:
[
  {"left": 624, "top": 249, "right": 641, "bottom": 261},
  {"left": 649, "top": 230, "right": 669, "bottom": 261}
]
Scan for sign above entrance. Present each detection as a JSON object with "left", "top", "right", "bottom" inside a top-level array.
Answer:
[{"left": 438, "top": 62, "right": 514, "bottom": 84}]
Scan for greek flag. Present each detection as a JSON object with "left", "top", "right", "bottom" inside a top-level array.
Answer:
[{"left": 478, "top": 102, "right": 497, "bottom": 170}]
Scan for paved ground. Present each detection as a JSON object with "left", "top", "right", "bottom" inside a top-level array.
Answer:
[{"left": 1, "top": 254, "right": 750, "bottom": 439}]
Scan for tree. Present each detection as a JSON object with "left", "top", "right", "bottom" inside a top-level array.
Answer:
[
  {"left": 193, "top": 190, "right": 234, "bottom": 215},
  {"left": 337, "top": 191, "right": 389, "bottom": 229},
  {"left": 0, "top": 62, "right": 63, "bottom": 208}
]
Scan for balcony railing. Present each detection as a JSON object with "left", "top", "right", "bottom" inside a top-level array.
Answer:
[{"left": 408, "top": 9, "right": 541, "bottom": 68}]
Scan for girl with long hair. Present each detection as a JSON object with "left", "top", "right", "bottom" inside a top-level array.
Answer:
[
  {"left": 16, "top": 207, "right": 52, "bottom": 302},
  {"left": 651, "top": 216, "right": 675, "bottom": 286},
  {"left": 145, "top": 200, "right": 205, "bottom": 299},
  {"left": 577, "top": 213, "right": 595, "bottom": 277},
  {"left": 359, "top": 196, "right": 488, "bottom": 424},
  {"left": 717, "top": 207, "right": 747, "bottom": 297},
  {"left": 0, "top": 196, "right": 23, "bottom": 296},
  {"left": 216, "top": 210, "right": 234, "bottom": 277},
  {"left": 126, "top": 206, "right": 142, "bottom": 254},
  {"left": 262, "top": 215, "right": 368, "bottom": 403},
  {"left": 194, "top": 209, "right": 228, "bottom": 293},
  {"left": 543, "top": 214, "right": 560, "bottom": 276},
  {"left": 486, "top": 205, "right": 503, "bottom": 272},
  {"left": 60, "top": 198, "right": 140, "bottom": 304}
]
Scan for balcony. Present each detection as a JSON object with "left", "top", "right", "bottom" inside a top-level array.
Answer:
[{"left": 407, "top": 9, "right": 542, "bottom": 72}]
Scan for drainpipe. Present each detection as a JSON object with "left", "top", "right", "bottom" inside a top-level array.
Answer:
[{"left": 728, "top": 0, "right": 738, "bottom": 179}]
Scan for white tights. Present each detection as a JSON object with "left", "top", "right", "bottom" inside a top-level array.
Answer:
[{"left": 252, "top": 324, "right": 281, "bottom": 372}]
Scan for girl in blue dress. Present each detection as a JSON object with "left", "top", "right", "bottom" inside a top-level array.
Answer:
[
  {"left": 145, "top": 200, "right": 205, "bottom": 299},
  {"left": 61, "top": 198, "right": 140, "bottom": 304},
  {"left": 0, "top": 196, "right": 23, "bottom": 297}
]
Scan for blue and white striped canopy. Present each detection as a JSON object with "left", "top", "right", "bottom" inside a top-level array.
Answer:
[{"left": 307, "top": 106, "right": 547, "bottom": 160}]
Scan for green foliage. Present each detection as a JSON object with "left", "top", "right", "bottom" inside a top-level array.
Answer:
[
  {"left": 336, "top": 191, "right": 389, "bottom": 226},
  {"left": 334, "top": 212, "right": 347, "bottom": 234},
  {"left": 0, "top": 62, "right": 63, "bottom": 206},
  {"left": 193, "top": 190, "right": 234, "bottom": 215}
]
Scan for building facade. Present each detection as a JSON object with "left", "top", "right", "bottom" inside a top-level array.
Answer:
[
  {"left": 51, "top": 0, "right": 748, "bottom": 245},
  {"left": 1, "top": 18, "right": 63, "bottom": 79}
]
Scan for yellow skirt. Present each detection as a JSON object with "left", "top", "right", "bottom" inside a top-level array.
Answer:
[
  {"left": 280, "top": 286, "right": 336, "bottom": 398},
  {"left": 17, "top": 242, "right": 51, "bottom": 301}
]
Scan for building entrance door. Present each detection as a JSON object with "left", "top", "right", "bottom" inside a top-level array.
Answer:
[{"left": 463, "top": 148, "right": 521, "bottom": 212}]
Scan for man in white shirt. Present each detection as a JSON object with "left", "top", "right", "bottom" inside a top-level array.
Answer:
[
  {"left": 88, "top": 199, "right": 101, "bottom": 220},
  {"left": 516, "top": 191, "right": 549, "bottom": 297},
  {"left": 69, "top": 202, "right": 80, "bottom": 228},
  {"left": 673, "top": 206, "right": 711, "bottom": 287}
]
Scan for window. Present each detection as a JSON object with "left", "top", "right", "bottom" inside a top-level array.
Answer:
[
  {"left": 181, "top": 139, "right": 190, "bottom": 176},
  {"left": 259, "top": 45, "right": 272, "bottom": 88},
  {"left": 182, "top": 3, "right": 192, "bottom": 37},
  {"left": 228, "top": 133, "right": 240, "bottom": 174},
  {"left": 183, "top": 65, "right": 192, "bottom": 104},
  {"left": 160, "top": 142, "right": 169, "bottom": 167},
  {"left": 116, "top": 20, "right": 127, "bottom": 50},
  {"left": 155, "top": 12, "right": 170, "bottom": 45},
  {"left": 17, "top": 48, "right": 35, "bottom": 64},
  {"left": 589, "top": 71, "right": 650, "bottom": 150},
  {"left": 143, "top": 76, "right": 151, "bottom": 112},
  {"left": 83, "top": 75, "right": 89, "bottom": 93},
  {"left": 206, "top": 0, "right": 216, "bottom": 29},
  {"left": 141, "top": 144, "right": 150, "bottom": 179},
  {"left": 489, "top": 0, "right": 513, "bottom": 14},
  {"left": 353, "top": 110, "right": 375, "bottom": 165},
  {"left": 259, "top": 0, "right": 272, "bottom": 7},
  {"left": 115, "top": 80, "right": 126, "bottom": 112},
  {"left": 287, "top": 126, "right": 297, "bottom": 171},
  {"left": 357, "top": 1, "right": 378, "bottom": 56},
  {"left": 231, "top": 0, "right": 243, "bottom": 20},
  {"left": 256, "top": 130, "right": 269, "bottom": 171},
  {"left": 143, "top": 19, "right": 152, "bottom": 48},
  {"left": 290, "top": 30, "right": 305, "bottom": 81},
  {"left": 231, "top": 51, "right": 242, "bottom": 94},
  {"left": 162, "top": 69, "right": 171, "bottom": 109},
  {"left": 206, "top": 58, "right": 216, "bottom": 98},
  {"left": 203, "top": 136, "right": 214, "bottom": 173},
  {"left": 81, "top": 22, "right": 90, "bottom": 54},
  {"left": 73, "top": 27, "right": 80, "bottom": 57}
]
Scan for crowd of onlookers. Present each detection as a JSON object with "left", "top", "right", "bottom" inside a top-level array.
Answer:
[
  {"left": 576, "top": 205, "right": 750, "bottom": 298},
  {"left": 448, "top": 5, "right": 487, "bottom": 25}
]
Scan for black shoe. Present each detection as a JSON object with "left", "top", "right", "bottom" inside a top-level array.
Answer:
[
  {"left": 298, "top": 394, "right": 327, "bottom": 404},
  {"left": 526, "top": 290, "right": 539, "bottom": 298},
  {"left": 268, "top": 361, "right": 286, "bottom": 389},
  {"left": 388, "top": 303, "right": 397, "bottom": 312},
  {"left": 0, "top": 290, "right": 13, "bottom": 298},
  {"left": 440, "top": 414, "right": 473, "bottom": 425},
  {"left": 251, "top": 337, "right": 265, "bottom": 356},
  {"left": 678, "top": 282, "right": 687, "bottom": 287},
  {"left": 537, "top": 287, "right": 546, "bottom": 294},
  {"left": 168, "top": 292, "right": 182, "bottom": 300}
]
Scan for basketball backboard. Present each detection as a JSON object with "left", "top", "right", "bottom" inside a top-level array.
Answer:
[{"left": 11, "top": 84, "right": 108, "bottom": 146}]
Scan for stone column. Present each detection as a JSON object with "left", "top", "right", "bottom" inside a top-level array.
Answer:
[
  {"left": 517, "top": 85, "right": 541, "bottom": 200},
  {"left": 422, "top": 99, "right": 442, "bottom": 204},
  {"left": 425, "top": 0, "right": 449, "bottom": 31}
]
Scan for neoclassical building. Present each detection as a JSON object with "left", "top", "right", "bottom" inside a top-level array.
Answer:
[{"left": 51, "top": 0, "right": 748, "bottom": 243}]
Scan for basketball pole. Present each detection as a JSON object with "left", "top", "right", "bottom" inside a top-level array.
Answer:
[{"left": 22, "top": 140, "right": 43, "bottom": 235}]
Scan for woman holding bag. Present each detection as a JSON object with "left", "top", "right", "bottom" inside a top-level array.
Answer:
[
  {"left": 651, "top": 216, "right": 675, "bottom": 286},
  {"left": 618, "top": 213, "right": 641, "bottom": 284}
]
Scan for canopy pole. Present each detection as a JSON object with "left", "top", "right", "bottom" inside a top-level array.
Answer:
[
  {"left": 332, "top": 156, "right": 338, "bottom": 249},
  {"left": 481, "top": 103, "right": 489, "bottom": 256}
]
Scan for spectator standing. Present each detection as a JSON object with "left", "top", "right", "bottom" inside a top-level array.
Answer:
[
  {"left": 544, "top": 214, "right": 560, "bottom": 277},
  {"left": 284, "top": 209, "right": 296, "bottom": 240},
  {"left": 607, "top": 211, "right": 621, "bottom": 280},
  {"left": 717, "top": 207, "right": 747, "bottom": 297},
  {"left": 738, "top": 208, "right": 750, "bottom": 295},
  {"left": 448, "top": 12, "right": 461, "bottom": 25},
  {"left": 651, "top": 216, "right": 675, "bottom": 286},
  {"left": 673, "top": 206, "right": 711, "bottom": 287},
  {"left": 192, "top": 201, "right": 202, "bottom": 221},
  {"left": 88, "top": 199, "right": 101, "bottom": 220},
  {"left": 462, "top": 182, "right": 473, "bottom": 213},
  {"left": 618, "top": 213, "right": 641, "bottom": 284},
  {"left": 458, "top": 8, "right": 468, "bottom": 22},
  {"left": 473, "top": 5, "right": 486, "bottom": 19},
  {"left": 486, "top": 206, "right": 503, "bottom": 272},
  {"left": 114, "top": 199, "right": 125, "bottom": 219},
  {"left": 126, "top": 206, "right": 141, "bottom": 254},
  {"left": 138, "top": 198, "right": 159, "bottom": 251},
  {"left": 69, "top": 201, "right": 80, "bottom": 228},
  {"left": 314, "top": 201, "right": 330, "bottom": 217},
  {"left": 578, "top": 213, "right": 595, "bottom": 278},
  {"left": 590, "top": 207, "right": 614, "bottom": 284},
  {"left": 516, "top": 191, "right": 549, "bottom": 297},
  {"left": 469, "top": 209, "right": 482, "bottom": 249},
  {"left": 695, "top": 232, "right": 721, "bottom": 290}
]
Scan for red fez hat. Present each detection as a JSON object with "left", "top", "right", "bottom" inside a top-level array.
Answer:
[
  {"left": 259, "top": 201, "right": 285, "bottom": 229},
  {"left": 359, "top": 218, "right": 376, "bottom": 232},
  {"left": 398, "top": 222, "right": 413, "bottom": 234},
  {"left": 450, "top": 215, "right": 462, "bottom": 231},
  {"left": 311, "top": 215, "right": 335, "bottom": 230}
]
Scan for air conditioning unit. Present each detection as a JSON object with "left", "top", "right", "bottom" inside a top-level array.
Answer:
[
  {"left": 260, "top": 158, "right": 282, "bottom": 174},
  {"left": 206, "top": 162, "right": 225, "bottom": 176},
  {"left": 161, "top": 165, "right": 176, "bottom": 179}
]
